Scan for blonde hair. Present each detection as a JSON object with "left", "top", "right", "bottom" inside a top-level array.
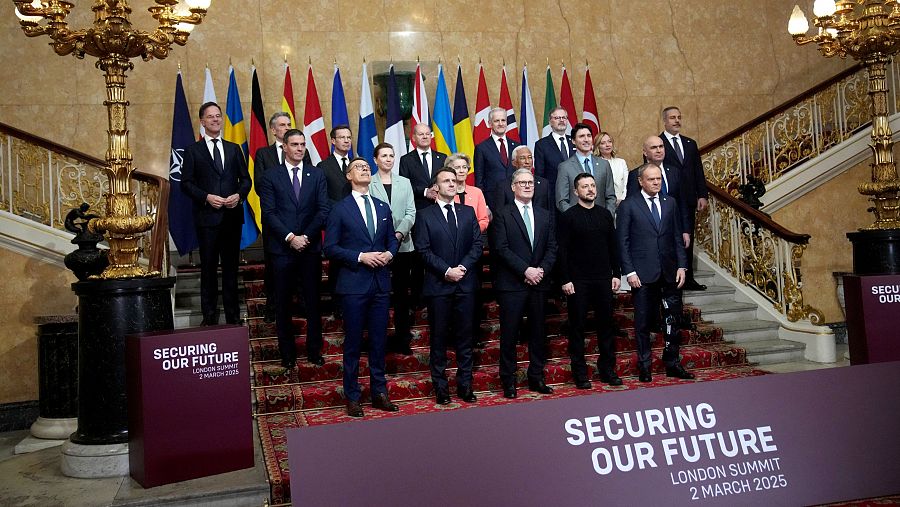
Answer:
[{"left": 593, "top": 131, "right": 617, "bottom": 158}]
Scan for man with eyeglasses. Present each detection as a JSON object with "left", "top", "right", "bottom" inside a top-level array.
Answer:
[
  {"left": 324, "top": 158, "right": 400, "bottom": 417},
  {"left": 534, "top": 106, "right": 575, "bottom": 196},
  {"left": 497, "top": 145, "right": 553, "bottom": 211},
  {"left": 490, "top": 169, "right": 558, "bottom": 399},
  {"left": 399, "top": 123, "right": 448, "bottom": 210}
]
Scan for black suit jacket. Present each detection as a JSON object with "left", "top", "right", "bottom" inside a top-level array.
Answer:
[
  {"left": 180, "top": 138, "right": 251, "bottom": 227},
  {"left": 533, "top": 133, "right": 574, "bottom": 195},
  {"left": 625, "top": 164, "right": 690, "bottom": 233},
  {"left": 257, "top": 162, "right": 330, "bottom": 255},
  {"left": 495, "top": 175, "right": 552, "bottom": 212},
  {"left": 489, "top": 202, "right": 557, "bottom": 292},
  {"left": 660, "top": 133, "right": 708, "bottom": 212},
  {"left": 317, "top": 154, "right": 351, "bottom": 202},
  {"left": 474, "top": 136, "right": 519, "bottom": 210},
  {"left": 398, "top": 149, "right": 448, "bottom": 210},
  {"left": 413, "top": 202, "right": 483, "bottom": 296},
  {"left": 616, "top": 192, "right": 688, "bottom": 284}
]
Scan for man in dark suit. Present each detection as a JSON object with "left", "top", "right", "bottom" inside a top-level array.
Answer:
[
  {"left": 317, "top": 125, "right": 353, "bottom": 203},
  {"left": 180, "top": 101, "right": 251, "bottom": 325},
  {"left": 660, "top": 106, "right": 709, "bottom": 291},
  {"left": 474, "top": 107, "right": 519, "bottom": 211},
  {"left": 617, "top": 163, "right": 694, "bottom": 383},
  {"left": 490, "top": 168, "right": 558, "bottom": 399},
  {"left": 496, "top": 145, "right": 552, "bottom": 211},
  {"left": 533, "top": 106, "right": 574, "bottom": 196},
  {"left": 556, "top": 123, "right": 616, "bottom": 215},
  {"left": 413, "top": 168, "right": 483, "bottom": 405},
  {"left": 626, "top": 136, "right": 691, "bottom": 233},
  {"left": 399, "top": 123, "right": 448, "bottom": 210},
  {"left": 257, "top": 129, "right": 330, "bottom": 369},
  {"left": 324, "top": 157, "right": 400, "bottom": 418},
  {"left": 558, "top": 172, "right": 622, "bottom": 388}
]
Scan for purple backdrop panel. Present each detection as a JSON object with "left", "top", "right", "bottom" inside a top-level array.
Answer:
[
  {"left": 288, "top": 362, "right": 900, "bottom": 506},
  {"left": 844, "top": 274, "right": 900, "bottom": 364},
  {"left": 127, "top": 325, "right": 253, "bottom": 488}
]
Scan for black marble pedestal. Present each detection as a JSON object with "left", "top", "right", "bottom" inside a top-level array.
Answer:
[
  {"left": 71, "top": 277, "right": 175, "bottom": 445},
  {"left": 847, "top": 229, "right": 900, "bottom": 275},
  {"left": 35, "top": 316, "right": 78, "bottom": 420}
]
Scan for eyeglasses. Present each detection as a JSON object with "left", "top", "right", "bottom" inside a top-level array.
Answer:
[
  {"left": 350, "top": 164, "right": 370, "bottom": 172},
  {"left": 550, "top": 115, "right": 568, "bottom": 120},
  {"left": 514, "top": 181, "right": 535, "bottom": 187}
]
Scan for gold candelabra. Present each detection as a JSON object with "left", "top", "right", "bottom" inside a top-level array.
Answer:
[
  {"left": 13, "top": 0, "right": 210, "bottom": 278},
  {"left": 789, "top": 0, "right": 900, "bottom": 230}
]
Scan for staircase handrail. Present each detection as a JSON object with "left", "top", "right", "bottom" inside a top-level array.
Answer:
[{"left": 0, "top": 121, "right": 168, "bottom": 274}]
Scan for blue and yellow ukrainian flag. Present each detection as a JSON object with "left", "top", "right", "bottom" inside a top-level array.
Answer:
[{"left": 432, "top": 64, "right": 457, "bottom": 156}]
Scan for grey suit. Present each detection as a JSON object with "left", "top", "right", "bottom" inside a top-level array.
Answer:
[
  {"left": 555, "top": 154, "right": 616, "bottom": 215},
  {"left": 368, "top": 174, "right": 417, "bottom": 253}
]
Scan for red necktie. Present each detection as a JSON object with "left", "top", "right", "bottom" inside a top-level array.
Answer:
[{"left": 498, "top": 138, "right": 508, "bottom": 165}]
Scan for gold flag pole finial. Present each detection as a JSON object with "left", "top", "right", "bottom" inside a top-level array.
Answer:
[
  {"left": 502, "top": 57, "right": 506, "bottom": 67},
  {"left": 251, "top": 57, "right": 255, "bottom": 67},
  {"left": 177, "top": 61, "right": 181, "bottom": 71},
  {"left": 308, "top": 56, "right": 311, "bottom": 65},
  {"left": 284, "top": 53, "right": 287, "bottom": 64},
  {"left": 334, "top": 56, "right": 337, "bottom": 66},
  {"left": 478, "top": 56, "right": 482, "bottom": 64},
  {"left": 417, "top": 55, "right": 420, "bottom": 63},
  {"left": 457, "top": 55, "right": 461, "bottom": 65}
]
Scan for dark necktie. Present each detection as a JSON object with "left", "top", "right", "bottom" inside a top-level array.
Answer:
[
  {"left": 660, "top": 167, "right": 669, "bottom": 195},
  {"left": 672, "top": 136, "right": 685, "bottom": 164},
  {"left": 422, "top": 152, "right": 430, "bottom": 177},
  {"left": 559, "top": 136, "right": 567, "bottom": 158},
  {"left": 650, "top": 196, "right": 661, "bottom": 227},
  {"left": 341, "top": 157, "right": 348, "bottom": 173},
  {"left": 445, "top": 203, "right": 458, "bottom": 242},
  {"left": 498, "top": 138, "right": 508, "bottom": 166},
  {"left": 583, "top": 157, "right": 592, "bottom": 176},
  {"left": 211, "top": 138, "right": 224, "bottom": 173},
  {"left": 292, "top": 166, "right": 301, "bottom": 201},
  {"left": 362, "top": 195, "right": 375, "bottom": 240}
]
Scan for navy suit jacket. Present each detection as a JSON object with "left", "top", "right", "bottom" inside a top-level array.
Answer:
[
  {"left": 474, "top": 136, "right": 519, "bottom": 210},
  {"left": 625, "top": 164, "right": 690, "bottom": 233},
  {"left": 257, "top": 162, "right": 330, "bottom": 255},
  {"left": 616, "top": 192, "right": 688, "bottom": 284},
  {"left": 413, "top": 203, "right": 483, "bottom": 296},
  {"left": 254, "top": 143, "right": 313, "bottom": 176},
  {"left": 317, "top": 154, "right": 352, "bottom": 202},
  {"left": 489, "top": 202, "right": 557, "bottom": 292},
  {"left": 398, "top": 149, "right": 448, "bottom": 210},
  {"left": 660, "top": 133, "right": 708, "bottom": 211},
  {"left": 495, "top": 175, "right": 552, "bottom": 212},
  {"left": 533, "top": 133, "right": 574, "bottom": 195},
  {"left": 180, "top": 138, "right": 251, "bottom": 227},
  {"left": 324, "top": 193, "right": 399, "bottom": 295}
]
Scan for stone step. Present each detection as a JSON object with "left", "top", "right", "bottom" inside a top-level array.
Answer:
[
  {"left": 173, "top": 306, "right": 248, "bottom": 329},
  {"left": 682, "top": 284, "right": 735, "bottom": 306},
  {"left": 717, "top": 319, "right": 781, "bottom": 343},
  {"left": 694, "top": 301, "right": 759, "bottom": 323},
  {"left": 742, "top": 338, "right": 807, "bottom": 365}
]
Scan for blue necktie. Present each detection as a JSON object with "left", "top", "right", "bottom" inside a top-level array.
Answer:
[
  {"left": 292, "top": 167, "right": 301, "bottom": 201},
  {"left": 583, "top": 157, "right": 592, "bottom": 176},
  {"left": 362, "top": 195, "right": 375, "bottom": 240},
  {"left": 672, "top": 136, "right": 685, "bottom": 164},
  {"left": 650, "top": 196, "right": 661, "bottom": 227}
]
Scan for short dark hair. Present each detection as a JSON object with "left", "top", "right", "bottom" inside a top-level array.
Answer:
[
  {"left": 198, "top": 101, "right": 220, "bottom": 119},
  {"left": 662, "top": 106, "right": 680, "bottom": 119},
  {"left": 431, "top": 167, "right": 456, "bottom": 186},
  {"left": 283, "top": 129, "right": 304, "bottom": 143},
  {"left": 374, "top": 142, "right": 394, "bottom": 157},
  {"left": 574, "top": 172, "right": 595, "bottom": 188},
  {"left": 571, "top": 122, "right": 593, "bottom": 139},
  {"left": 330, "top": 125, "right": 352, "bottom": 139},
  {"left": 345, "top": 156, "right": 369, "bottom": 174}
]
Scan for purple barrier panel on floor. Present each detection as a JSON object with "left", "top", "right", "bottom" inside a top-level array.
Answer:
[
  {"left": 844, "top": 274, "right": 900, "bottom": 364},
  {"left": 288, "top": 362, "right": 900, "bottom": 506},
  {"left": 127, "top": 325, "right": 253, "bottom": 488}
]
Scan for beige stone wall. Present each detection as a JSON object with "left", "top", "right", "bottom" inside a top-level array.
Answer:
[
  {"left": 1, "top": 0, "right": 849, "bottom": 176},
  {"left": 770, "top": 160, "right": 873, "bottom": 323},
  {"left": 0, "top": 250, "right": 77, "bottom": 404}
]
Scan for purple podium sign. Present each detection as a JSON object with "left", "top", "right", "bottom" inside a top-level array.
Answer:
[
  {"left": 126, "top": 325, "right": 253, "bottom": 488},
  {"left": 288, "top": 362, "right": 900, "bottom": 506},
  {"left": 844, "top": 274, "right": 900, "bottom": 364}
]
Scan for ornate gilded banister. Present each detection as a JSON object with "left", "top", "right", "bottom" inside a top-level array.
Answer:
[
  {"left": 702, "top": 62, "right": 876, "bottom": 195},
  {"left": 695, "top": 183, "right": 824, "bottom": 325},
  {"left": 0, "top": 121, "right": 168, "bottom": 275}
]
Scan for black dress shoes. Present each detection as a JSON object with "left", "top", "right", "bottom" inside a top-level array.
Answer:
[
  {"left": 638, "top": 368, "right": 652, "bottom": 383},
  {"left": 280, "top": 360, "right": 296, "bottom": 370},
  {"left": 307, "top": 354, "right": 325, "bottom": 366},
  {"left": 528, "top": 381, "right": 554, "bottom": 395},
  {"left": 666, "top": 364, "right": 696, "bottom": 380},
  {"left": 502, "top": 385, "right": 517, "bottom": 399},
  {"left": 263, "top": 306, "right": 276, "bottom": 323},
  {"left": 684, "top": 280, "right": 707, "bottom": 291},
  {"left": 372, "top": 393, "right": 399, "bottom": 412},
  {"left": 458, "top": 387, "right": 477, "bottom": 403},
  {"left": 599, "top": 373, "right": 623, "bottom": 386},
  {"left": 574, "top": 379, "right": 592, "bottom": 390},
  {"left": 346, "top": 400, "right": 364, "bottom": 418},
  {"left": 435, "top": 389, "right": 452, "bottom": 405}
]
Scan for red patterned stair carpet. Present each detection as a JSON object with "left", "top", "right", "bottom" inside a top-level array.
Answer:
[{"left": 228, "top": 263, "right": 777, "bottom": 505}]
